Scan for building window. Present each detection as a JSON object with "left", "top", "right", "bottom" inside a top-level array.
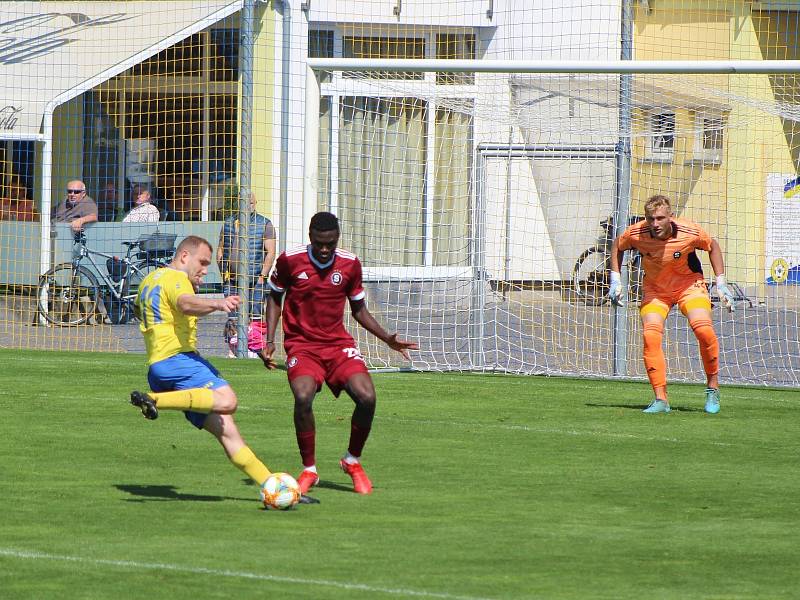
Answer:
[
  {"left": 1, "top": 141, "right": 36, "bottom": 214},
  {"left": 310, "top": 29, "right": 334, "bottom": 58},
  {"left": 309, "top": 30, "right": 334, "bottom": 83},
  {"left": 11, "top": 141, "right": 35, "bottom": 203},
  {"left": 337, "top": 97, "right": 427, "bottom": 265},
  {"left": 436, "top": 33, "right": 475, "bottom": 85},
  {"left": 210, "top": 28, "right": 239, "bottom": 81},
  {"left": 319, "top": 28, "right": 478, "bottom": 269},
  {"left": 694, "top": 113, "right": 724, "bottom": 164},
  {"left": 647, "top": 111, "right": 675, "bottom": 162},
  {"left": 343, "top": 36, "right": 425, "bottom": 80},
  {"left": 97, "top": 28, "right": 239, "bottom": 221}
]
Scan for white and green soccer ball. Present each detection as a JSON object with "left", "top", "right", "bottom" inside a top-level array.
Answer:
[{"left": 260, "top": 472, "right": 301, "bottom": 510}]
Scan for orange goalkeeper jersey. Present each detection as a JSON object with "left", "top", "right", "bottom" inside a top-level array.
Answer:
[{"left": 618, "top": 217, "right": 713, "bottom": 292}]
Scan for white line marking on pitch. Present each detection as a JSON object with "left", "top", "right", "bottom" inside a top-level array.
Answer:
[{"left": 0, "top": 548, "right": 496, "bottom": 600}]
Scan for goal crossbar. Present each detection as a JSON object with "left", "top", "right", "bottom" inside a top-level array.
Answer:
[{"left": 307, "top": 58, "right": 800, "bottom": 75}]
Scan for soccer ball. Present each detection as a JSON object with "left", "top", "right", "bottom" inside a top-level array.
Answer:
[{"left": 260, "top": 472, "right": 301, "bottom": 510}]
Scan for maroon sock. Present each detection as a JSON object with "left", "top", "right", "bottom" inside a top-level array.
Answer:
[
  {"left": 347, "top": 421, "right": 372, "bottom": 458},
  {"left": 296, "top": 430, "right": 316, "bottom": 467}
]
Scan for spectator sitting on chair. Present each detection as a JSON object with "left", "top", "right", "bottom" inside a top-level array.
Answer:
[
  {"left": 97, "top": 182, "right": 119, "bottom": 222},
  {"left": 52, "top": 180, "right": 98, "bottom": 232},
  {"left": 123, "top": 187, "right": 160, "bottom": 223}
]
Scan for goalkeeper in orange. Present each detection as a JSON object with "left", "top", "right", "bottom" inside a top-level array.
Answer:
[{"left": 609, "top": 194, "right": 734, "bottom": 414}]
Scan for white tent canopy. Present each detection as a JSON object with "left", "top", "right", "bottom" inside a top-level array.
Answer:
[{"left": 0, "top": 0, "right": 242, "bottom": 141}]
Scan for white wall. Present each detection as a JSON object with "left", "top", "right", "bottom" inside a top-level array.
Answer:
[{"left": 306, "top": 0, "right": 492, "bottom": 26}]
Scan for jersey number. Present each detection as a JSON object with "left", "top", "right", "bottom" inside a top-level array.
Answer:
[
  {"left": 342, "top": 347, "right": 364, "bottom": 361},
  {"left": 138, "top": 284, "right": 163, "bottom": 328}
]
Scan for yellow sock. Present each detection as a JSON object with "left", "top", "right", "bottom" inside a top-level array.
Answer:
[
  {"left": 231, "top": 446, "right": 272, "bottom": 485},
  {"left": 150, "top": 388, "right": 215, "bottom": 412}
]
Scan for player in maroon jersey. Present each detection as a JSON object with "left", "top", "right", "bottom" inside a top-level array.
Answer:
[{"left": 264, "top": 212, "right": 418, "bottom": 494}]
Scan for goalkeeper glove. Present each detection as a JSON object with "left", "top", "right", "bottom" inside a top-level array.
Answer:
[
  {"left": 608, "top": 271, "right": 624, "bottom": 306},
  {"left": 716, "top": 275, "right": 735, "bottom": 312}
]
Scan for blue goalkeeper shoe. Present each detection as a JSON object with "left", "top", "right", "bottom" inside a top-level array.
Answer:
[
  {"left": 642, "top": 399, "right": 671, "bottom": 414},
  {"left": 704, "top": 388, "right": 721, "bottom": 414}
]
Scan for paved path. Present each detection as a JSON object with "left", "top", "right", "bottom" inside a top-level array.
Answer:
[{"left": 3, "top": 283, "right": 798, "bottom": 387}]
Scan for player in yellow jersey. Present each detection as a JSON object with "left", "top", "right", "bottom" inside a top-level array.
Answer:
[
  {"left": 609, "top": 195, "right": 735, "bottom": 414},
  {"left": 128, "top": 235, "right": 274, "bottom": 488}
]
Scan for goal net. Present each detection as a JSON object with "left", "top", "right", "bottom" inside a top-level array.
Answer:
[
  {"left": 313, "top": 62, "right": 800, "bottom": 386},
  {"left": 1, "top": 1, "right": 800, "bottom": 388}
]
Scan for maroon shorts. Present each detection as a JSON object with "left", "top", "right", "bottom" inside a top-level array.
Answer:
[{"left": 286, "top": 343, "right": 369, "bottom": 396}]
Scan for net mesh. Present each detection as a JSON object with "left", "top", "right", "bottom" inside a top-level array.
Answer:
[{"left": 1, "top": 1, "right": 800, "bottom": 386}]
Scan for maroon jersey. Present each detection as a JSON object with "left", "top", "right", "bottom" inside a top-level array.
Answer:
[{"left": 269, "top": 244, "right": 366, "bottom": 351}]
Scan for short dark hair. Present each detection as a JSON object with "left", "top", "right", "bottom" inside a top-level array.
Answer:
[
  {"left": 309, "top": 211, "right": 339, "bottom": 233},
  {"left": 176, "top": 235, "right": 212, "bottom": 255}
]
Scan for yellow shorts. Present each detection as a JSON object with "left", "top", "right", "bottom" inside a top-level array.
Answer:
[{"left": 640, "top": 279, "right": 711, "bottom": 319}]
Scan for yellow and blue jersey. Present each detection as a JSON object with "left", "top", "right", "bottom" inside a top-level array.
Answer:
[{"left": 136, "top": 267, "right": 197, "bottom": 364}]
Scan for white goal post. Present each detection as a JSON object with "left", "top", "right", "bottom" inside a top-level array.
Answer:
[{"left": 307, "top": 58, "right": 800, "bottom": 74}]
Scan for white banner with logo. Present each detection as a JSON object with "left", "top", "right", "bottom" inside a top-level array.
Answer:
[{"left": 766, "top": 173, "right": 800, "bottom": 285}]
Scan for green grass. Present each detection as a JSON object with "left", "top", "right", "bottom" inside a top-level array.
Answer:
[{"left": 1, "top": 349, "right": 799, "bottom": 599}]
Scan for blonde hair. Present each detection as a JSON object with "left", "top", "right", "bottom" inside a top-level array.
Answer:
[{"left": 644, "top": 194, "right": 672, "bottom": 216}]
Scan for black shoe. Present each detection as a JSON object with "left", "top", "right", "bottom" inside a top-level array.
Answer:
[{"left": 130, "top": 391, "right": 158, "bottom": 420}]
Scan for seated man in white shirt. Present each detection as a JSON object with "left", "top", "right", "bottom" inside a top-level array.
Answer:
[{"left": 122, "top": 188, "right": 160, "bottom": 223}]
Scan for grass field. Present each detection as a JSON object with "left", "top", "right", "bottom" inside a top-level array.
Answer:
[{"left": 1, "top": 349, "right": 799, "bottom": 599}]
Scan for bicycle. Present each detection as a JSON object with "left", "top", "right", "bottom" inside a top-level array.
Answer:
[
  {"left": 36, "top": 231, "right": 176, "bottom": 326},
  {"left": 572, "top": 216, "right": 643, "bottom": 306}
]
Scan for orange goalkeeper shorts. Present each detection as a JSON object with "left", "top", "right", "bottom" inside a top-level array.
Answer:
[{"left": 640, "top": 278, "right": 711, "bottom": 319}]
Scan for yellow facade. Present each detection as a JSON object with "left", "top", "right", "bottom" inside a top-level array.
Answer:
[
  {"left": 634, "top": 1, "right": 799, "bottom": 288},
  {"left": 250, "top": 3, "right": 277, "bottom": 218}
]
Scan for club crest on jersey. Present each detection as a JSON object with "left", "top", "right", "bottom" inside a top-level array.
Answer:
[
  {"left": 330, "top": 271, "right": 343, "bottom": 285},
  {"left": 673, "top": 251, "right": 681, "bottom": 259},
  {"left": 287, "top": 356, "right": 298, "bottom": 368}
]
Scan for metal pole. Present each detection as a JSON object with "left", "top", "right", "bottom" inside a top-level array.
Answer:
[
  {"left": 613, "top": 0, "right": 633, "bottom": 377},
  {"left": 503, "top": 128, "right": 512, "bottom": 296},
  {"left": 303, "top": 69, "right": 320, "bottom": 231},
  {"left": 280, "top": 1, "right": 292, "bottom": 251},
  {"left": 40, "top": 108, "right": 54, "bottom": 318},
  {"left": 236, "top": 0, "right": 255, "bottom": 358},
  {"left": 308, "top": 57, "right": 800, "bottom": 74},
  {"left": 470, "top": 152, "right": 487, "bottom": 369}
]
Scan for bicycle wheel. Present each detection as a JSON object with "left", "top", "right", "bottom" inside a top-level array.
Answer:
[
  {"left": 125, "top": 260, "right": 164, "bottom": 318},
  {"left": 128, "top": 260, "right": 164, "bottom": 295},
  {"left": 37, "top": 264, "right": 101, "bottom": 326},
  {"left": 572, "top": 247, "right": 610, "bottom": 305}
]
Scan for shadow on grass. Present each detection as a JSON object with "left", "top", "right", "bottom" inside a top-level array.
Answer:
[
  {"left": 116, "top": 483, "right": 323, "bottom": 506},
  {"left": 584, "top": 402, "right": 704, "bottom": 413},
  {"left": 114, "top": 484, "right": 251, "bottom": 503},
  {"left": 315, "top": 479, "right": 355, "bottom": 493}
]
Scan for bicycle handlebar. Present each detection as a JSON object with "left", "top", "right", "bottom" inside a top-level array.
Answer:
[{"left": 71, "top": 232, "right": 152, "bottom": 263}]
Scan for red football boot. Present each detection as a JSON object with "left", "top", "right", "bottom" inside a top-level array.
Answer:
[
  {"left": 339, "top": 459, "right": 372, "bottom": 495},
  {"left": 296, "top": 469, "right": 319, "bottom": 494}
]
